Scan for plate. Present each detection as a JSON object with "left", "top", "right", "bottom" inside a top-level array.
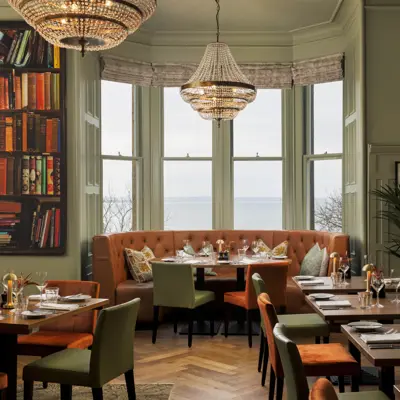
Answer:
[
  {"left": 21, "top": 310, "right": 53, "bottom": 319},
  {"left": 218, "top": 260, "right": 231, "bottom": 264},
  {"left": 348, "top": 321, "right": 383, "bottom": 332},
  {"left": 309, "top": 293, "right": 335, "bottom": 300},
  {"left": 59, "top": 295, "right": 92, "bottom": 303},
  {"left": 272, "top": 255, "right": 288, "bottom": 260},
  {"left": 294, "top": 276, "right": 315, "bottom": 281}
]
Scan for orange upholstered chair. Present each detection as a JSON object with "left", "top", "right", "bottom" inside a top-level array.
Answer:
[
  {"left": 0, "top": 373, "right": 7, "bottom": 399},
  {"left": 18, "top": 280, "right": 100, "bottom": 357},
  {"left": 224, "top": 262, "right": 288, "bottom": 347},
  {"left": 258, "top": 293, "right": 360, "bottom": 400}
]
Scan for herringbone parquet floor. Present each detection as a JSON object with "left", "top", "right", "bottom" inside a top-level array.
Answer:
[{"left": 18, "top": 325, "right": 394, "bottom": 400}]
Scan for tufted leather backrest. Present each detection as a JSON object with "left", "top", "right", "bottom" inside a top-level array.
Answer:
[{"left": 92, "top": 230, "right": 348, "bottom": 304}]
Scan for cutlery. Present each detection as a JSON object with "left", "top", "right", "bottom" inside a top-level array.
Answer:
[{"left": 63, "top": 293, "right": 82, "bottom": 299}]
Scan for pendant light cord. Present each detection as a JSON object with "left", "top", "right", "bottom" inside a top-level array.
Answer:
[{"left": 215, "top": 0, "right": 220, "bottom": 42}]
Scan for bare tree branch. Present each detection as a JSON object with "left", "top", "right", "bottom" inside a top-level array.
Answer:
[{"left": 314, "top": 191, "right": 342, "bottom": 232}]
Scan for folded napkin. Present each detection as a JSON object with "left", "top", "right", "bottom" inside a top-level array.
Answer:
[
  {"left": 184, "top": 259, "right": 201, "bottom": 264},
  {"left": 38, "top": 303, "right": 79, "bottom": 311},
  {"left": 161, "top": 257, "right": 175, "bottom": 262},
  {"left": 316, "top": 300, "right": 352, "bottom": 309},
  {"left": 29, "top": 294, "right": 59, "bottom": 300},
  {"left": 299, "top": 280, "right": 325, "bottom": 286},
  {"left": 361, "top": 334, "right": 400, "bottom": 344},
  {"left": 242, "top": 257, "right": 259, "bottom": 264}
]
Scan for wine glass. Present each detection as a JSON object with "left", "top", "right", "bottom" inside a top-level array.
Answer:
[
  {"left": 392, "top": 281, "right": 400, "bottom": 304},
  {"left": 340, "top": 259, "right": 350, "bottom": 286},
  {"left": 242, "top": 239, "right": 249, "bottom": 253},
  {"left": 251, "top": 241, "right": 260, "bottom": 257},
  {"left": 35, "top": 271, "right": 48, "bottom": 306},
  {"left": 371, "top": 272, "right": 385, "bottom": 308}
]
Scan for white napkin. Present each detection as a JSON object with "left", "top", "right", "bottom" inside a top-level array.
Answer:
[
  {"left": 29, "top": 294, "right": 60, "bottom": 300},
  {"left": 184, "top": 259, "right": 201, "bottom": 264},
  {"left": 38, "top": 303, "right": 79, "bottom": 311},
  {"left": 299, "top": 280, "right": 325, "bottom": 286},
  {"left": 316, "top": 300, "right": 352, "bottom": 309},
  {"left": 361, "top": 334, "right": 400, "bottom": 344},
  {"left": 242, "top": 257, "right": 259, "bottom": 264},
  {"left": 161, "top": 257, "right": 175, "bottom": 262}
]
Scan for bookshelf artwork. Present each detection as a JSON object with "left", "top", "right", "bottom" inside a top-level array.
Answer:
[{"left": 0, "top": 22, "right": 66, "bottom": 255}]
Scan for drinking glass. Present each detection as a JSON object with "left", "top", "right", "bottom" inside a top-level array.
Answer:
[
  {"left": 237, "top": 249, "right": 246, "bottom": 262},
  {"left": 393, "top": 281, "right": 400, "bottom": 304},
  {"left": 242, "top": 239, "right": 249, "bottom": 253},
  {"left": 340, "top": 261, "right": 350, "bottom": 285},
  {"left": 251, "top": 241, "right": 260, "bottom": 257},
  {"left": 371, "top": 273, "right": 385, "bottom": 308},
  {"left": 45, "top": 287, "right": 59, "bottom": 303},
  {"left": 35, "top": 271, "right": 48, "bottom": 306}
]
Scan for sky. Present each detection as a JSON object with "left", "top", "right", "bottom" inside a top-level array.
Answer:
[{"left": 101, "top": 81, "right": 343, "bottom": 199}]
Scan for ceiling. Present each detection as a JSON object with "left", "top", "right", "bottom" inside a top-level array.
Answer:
[{"left": 141, "top": 0, "right": 343, "bottom": 33}]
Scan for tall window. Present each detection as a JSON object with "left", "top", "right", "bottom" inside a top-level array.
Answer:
[
  {"left": 306, "top": 82, "right": 343, "bottom": 232},
  {"left": 233, "top": 89, "right": 283, "bottom": 229},
  {"left": 163, "top": 88, "right": 213, "bottom": 230},
  {"left": 101, "top": 80, "right": 139, "bottom": 233}
]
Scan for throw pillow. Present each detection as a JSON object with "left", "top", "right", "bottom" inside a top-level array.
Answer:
[
  {"left": 300, "top": 243, "right": 324, "bottom": 276},
  {"left": 124, "top": 247, "right": 154, "bottom": 283},
  {"left": 141, "top": 245, "right": 155, "bottom": 260},
  {"left": 257, "top": 240, "right": 289, "bottom": 257},
  {"left": 319, "top": 247, "right": 330, "bottom": 276}
]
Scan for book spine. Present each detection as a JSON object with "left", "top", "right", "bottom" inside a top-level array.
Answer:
[
  {"left": 0, "top": 116, "right": 5, "bottom": 151},
  {"left": 0, "top": 76, "right": 4, "bottom": 110},
  {"left": 30, "top": 210, "right": 37, "bottom": 245},
  {"left": 35, "top": 155, "right": 42, "bottom": 195},
  {"left": 10, "top": 33, "right": 22, "bottom": 65},
  {"left": 50, "top": 206, "right": 55, "bottom": 247},
  {"left": 29, "top": 155, "right": 36, "bottom": 194},
  {"left": 46, "top": 119, "right": 52, "bottom": 152},
  {"left": 39, "top": 116, "right": 46, "bottom": 152},
  {"left": 0, "top": 158, "right": 7, "bottom": 195},
  {"left": 55, "top": 73, "right": 60, "bottom": 109},
  {"left": 55, "top": 208, "right": 61, "bottom": 247},
  {"left": 22, "top": 155, "right": 29, "bottom": 195},
  {"left": 51, "top": 118, "right": 58, "bottom": 152},
  {"left": 54, "top": 157, "right": 61, "bottom": 196},
  {"left": 8, "top": 72, "right": 14, "bottom": 109},
  {"left": 36, "top": 72, "right": 44, "bottom": 110},
  {"left": 4, "top": 77, "right": 9, "bottom": 110},
  {"left": 6, "top": 156, "right": 14, "bottom": 195},
  {"left": 21, "top": 73, "right": 28, "bottom": 109},
  {"left": 22, "top": 112, "right": 27, "bottom": 151},
  {"left": 44, "top": 72, "right": 51, "bottom": 110},
  {"left": 34, "top": 114, "right": 40, "bottom": 151},
  {"left": 12, "top": 116, "right": 16, "bottom": 150},
  {"left": 42, "top": 155, "right": 46, "bottom": 195},
  {"left": 28, "top": 72, "right": 36, "bottom": 109},
  {"left": 46, "top": 155, "right": 53, "bottom": 195},
  {"left": 54, "top": 46, "right": 60, "bottom": 68},
  {"left": 16, "top": 114, "right": 22, "bottom": 151},
  {"left": 14, "top": 75, "right": 21, "bottom": 109},
  {"left": 6, "top": 34, "right": 18, "bottom": 64},
  {"left": 5, "top": 116, "right": 12, "bottom": 151},
  {"left": 27, "top": 113, "right": 35, "bottom": 150},
  {"left": 40, "top": 209, "right": 52, "bottom": 248},
  {"left": 14, "top": 156, "right": 21, "bottom": 195}
]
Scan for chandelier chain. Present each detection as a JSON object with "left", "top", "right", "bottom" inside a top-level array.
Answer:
[{"left": 215, "top": 0, "right": 220, "bottom": 42}]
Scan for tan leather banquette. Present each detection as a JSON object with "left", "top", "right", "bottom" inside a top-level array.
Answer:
[{"left": 92, "top": 230, "right": 349, "bottom": 322}]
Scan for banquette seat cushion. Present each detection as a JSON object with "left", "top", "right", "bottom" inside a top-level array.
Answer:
[{"left": 93, "top": 230, "right": 348, "bottom": 322}]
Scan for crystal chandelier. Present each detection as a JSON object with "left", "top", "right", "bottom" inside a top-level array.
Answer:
[
  {"left": 180, "top": 0, "right": 256, "bottom": 122},
  {"left": 7, "top": 0, "right": 157, "bottom": 56}
]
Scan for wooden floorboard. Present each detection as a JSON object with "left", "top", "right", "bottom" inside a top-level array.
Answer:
[{"left": 18, "top": 325, "right": 397, "bottom": 399}]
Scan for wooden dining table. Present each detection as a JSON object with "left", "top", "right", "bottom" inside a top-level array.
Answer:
[
  {"left": 341, "top": 323, "right": 400, "bottom": 399},
  {"left": 0, "top": 298, "right": 109, "bottom": 400}
]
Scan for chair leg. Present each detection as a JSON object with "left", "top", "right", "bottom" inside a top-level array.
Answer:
[
  {"left": 261, "top": 337, "right": 269, "bottom": 386},
  {"left": 338, "top": 376, "right": 345, "bottom": 393},
  {"left": 224, "top": 304, "right": 230, "bottom": 338},
  {"left": 351, "top": 375, "right": 359, "bottom": 392},
  {"left": 323, "top": 336, "right": 329, "bottom": 344},
  {"left": 43, "top": 382, "right": 48, "bottom": 389},
  {"left": 276, "top": 376, "right": 284, "bottom": 400},
  {"left": 188, "top": 309, "right": 194, "bottom": 348},
  {"left": 60, "top": 384, "right": 72, "bottom": 400},
  {"left": 269, "top": 367, "right": 276, "bottom": 400},
  {"left": 152, "top": 305, "right": 159, "bottom": 344},
  {"left": 247, "top": 309, "right": 252, "bottom": 348},
  {"left": 23, "top": 380, "right": 34, "bottom": 400},
  {"left": 92, "top": 387, "right": 103, "bottom": 400},
  {"left": 173, "top": 309, "right": 178, "bottom": 334},
  {"left": 258, "top": 333, "right": 265, "bottom": 372},
  {"left": 315, "top": 336, "right": 321, "bottom": 344},
  {"left": 125, "top": 369, "right": 136, "bottom": 400},
  {"left": 210, "top": 304, "right": 215, "bottom": 337}
]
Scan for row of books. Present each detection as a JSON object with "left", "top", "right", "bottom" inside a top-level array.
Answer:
[
  {"left": 0, "top": 114, "right": 61, "bottom": 152},
  {"left": 0, "top": 155, "right": 61, "bottom": 196},
  {"left": 31, "top": 206, "right": 61, "bottom": 248},
  {"left": 0, "top": 30, "right": 60, "bottom": 68},
  {"left": 0, "top": 72, "right": 60, "bottom": 110},
  {"left": 0, "top": 200, "right": 21, "bottom": 247}
]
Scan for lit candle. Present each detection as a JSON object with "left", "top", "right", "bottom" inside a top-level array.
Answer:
[
  {"left": 7, "top": 279, "right": 12, "bottom": 305},
  {"left": 367, "top": 271, "right": 371, "bottom": 291},
  {"left": 333, "top": 257, "right": 336, "bottom": 273}
]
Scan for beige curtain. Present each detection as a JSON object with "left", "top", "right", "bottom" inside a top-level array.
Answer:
[{"left": 101, "top": 53, "right": 343, "bottom": 88}]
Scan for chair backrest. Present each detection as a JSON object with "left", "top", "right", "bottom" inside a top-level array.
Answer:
[
  {"left": 89, "top": 298, "right": 140, "bottom": 387},
  {"left": 246, "top": 263, "right": 288, "bottom": 310},
  {"left": 252, "top": 273, "right": 266, "bottom": 332},
  {"left": 273, "top": 324, "right": 309, "bottom": 400},
  {"left": 257, "top": 293, "right": 283, "bottom": 377},
  {"left": 152, "top": 262, "right": 196, "bottom": 309},
  {"left": 309, "top": 378, "right": 339, "bottom": 400},
  {"left": 40, "top": 280, "right": 100, "bottom": 334}
]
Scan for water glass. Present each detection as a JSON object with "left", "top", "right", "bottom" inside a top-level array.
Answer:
[
  {"left": 15, "top": 296, "right": 29, "bottom": 315},
  {"left": 175, "top": 250, "right": 184, "bottom": 262},
  {"left": 45, "top": 287, "right": 59, "bottom": 303},
  {"left": 237, "top": 249, "right": 246, "bottom": 262},
  {"left": 331, "top": 271, "right": 343, "bottom": 287},
  {"left": 358, "top": 291, "right": 372, "bottom": 309}
]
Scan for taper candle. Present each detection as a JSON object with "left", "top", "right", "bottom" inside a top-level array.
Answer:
[{"left": 367, "top": 271, "right": 371, "bottom": 291}]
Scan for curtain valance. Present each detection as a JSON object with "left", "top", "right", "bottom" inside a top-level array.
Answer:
[{"left": 101, "top": 53, "right": 343, "bottom": 89}]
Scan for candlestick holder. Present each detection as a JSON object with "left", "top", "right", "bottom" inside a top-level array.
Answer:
[{"left": 2, "top": 272, "right": 17, "bottom": 309}]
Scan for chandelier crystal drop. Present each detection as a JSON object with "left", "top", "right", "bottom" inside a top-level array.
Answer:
[
  {"left": 7, "top": 0, "right": 157, "bottom": 56},
  {"left": 180, "top": 0, "right": 256, "bottom": 122}
]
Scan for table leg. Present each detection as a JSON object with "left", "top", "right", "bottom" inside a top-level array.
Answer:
[
  {"left": 236, "top": 267, "right": 245, "bottom": 291},
  {"left": 0, "top": 333, "right": 18, "bottom": 400},
  {"left": 195, "top": 267, "right": 205, "bottom": 290},
  {"left": 379, "top": 366, "right": 395, "bottom": 400}
]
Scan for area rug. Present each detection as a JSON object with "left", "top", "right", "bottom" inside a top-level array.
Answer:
[{"left": 16, "top": 383, "right": 173, "bottom": 399}]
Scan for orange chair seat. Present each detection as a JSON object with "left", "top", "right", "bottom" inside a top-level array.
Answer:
[
  {"left": 299, "top": 343, "right": 359, "bottom": 377},
  {"left": 224, "top": 291, "right": 248, "bottom": 309},
  {"left": 18, "top": 331, "right": 93, "bottom": 357},
  {"left": 0, "top": 373, "right": 7, "bottom": 390}
]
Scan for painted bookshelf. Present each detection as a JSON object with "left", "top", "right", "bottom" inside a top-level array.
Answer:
[{"left": 0, "top": 21, "right": 66, "bottom": 255}]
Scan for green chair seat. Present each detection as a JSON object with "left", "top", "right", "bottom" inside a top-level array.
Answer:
[
  {"left": 338, "top": 392, "right": 389, "bottom": 400},
  {"left": 23, "top": 349, "right": 91, "bottom": 387},
  {"left": 277, "top": 313, "right": 329, "bottom": 337},
  {"left": 194, "top": 290, "right": 215, "bottom": 308}
]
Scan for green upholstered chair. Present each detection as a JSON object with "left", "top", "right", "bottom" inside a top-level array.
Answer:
[
  {"left": 273, "top": 324, "right": 389, "bottom": 400},
  {"left": 252, "top": 273, "right": 330, "bottom": 386},
  {"left": 23, "top": 298, "right": 140, "bottom": 400},
  {"left": 152, "top": 262, "right": 215, "bottom": 348}
]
